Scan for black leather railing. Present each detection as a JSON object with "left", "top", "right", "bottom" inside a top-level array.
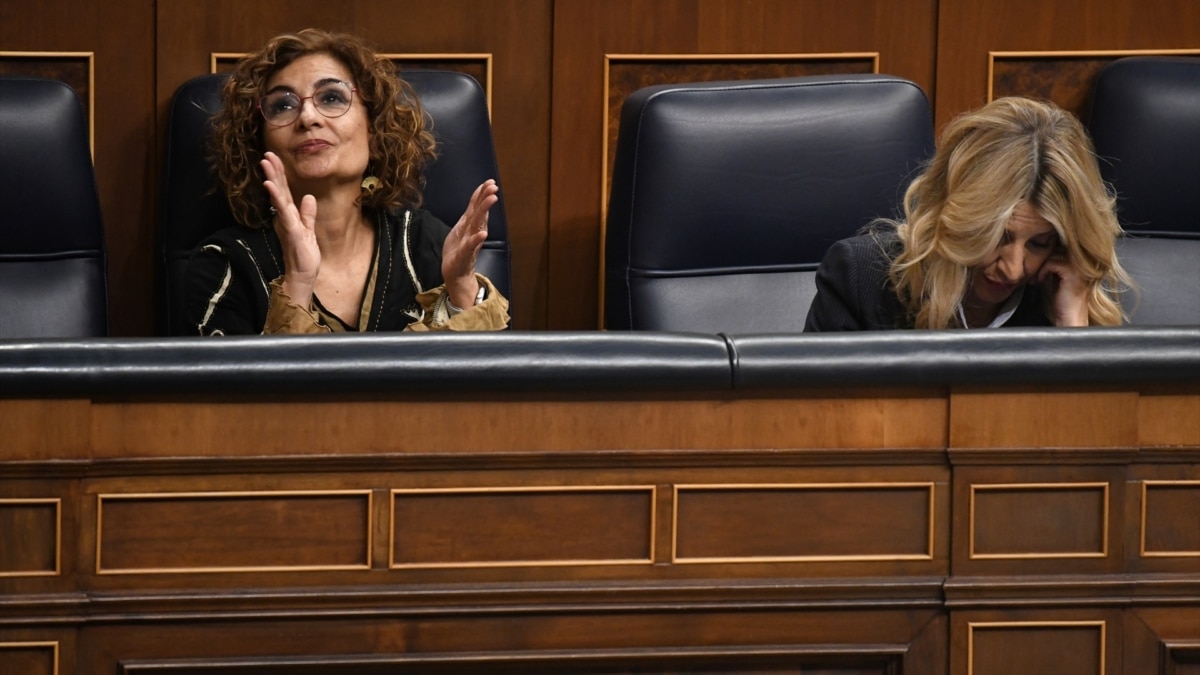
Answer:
[{"left": 0, "top": 327, "right": 1196, "bottom": 396}]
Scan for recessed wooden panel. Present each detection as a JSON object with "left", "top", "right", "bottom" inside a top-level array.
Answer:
[
  {"left": 1142, "top": 481, "right": 1200, "bottom": 557},
  {"left": 988, "top": 50, "right": 1200, "bottom": 120},
  {"left": 1166, "top": 642, "right": 1200, "bottom": 675},
  {"left": 391, "top": 487, "right": 654, "bottom": 567},
  {"left": 0, "top": 500, "right": 60, "bottom": 576},
  {"left": 0, "top": 51, "right": 94, "bottom": 152},
  {"left": 967, "top": 622, "right": 1104, "bottom": 675},
  {"left": 674, "top": 483, "right": 934, "bottom": 562},
  {"left": 97, "top": 491, "right": 371, "bottom": 573},
  {"left": 0, "top": 642, "right": 58, "bottom": 675},
  {"left": 971, "top": 483, "right": 1108, "bottom": 558},
  {"left": 602, "top": 53, "right": 877, "bottom": 215},
  {"left": 950, "top": 391, "right": 1136, "bottom": 450}
]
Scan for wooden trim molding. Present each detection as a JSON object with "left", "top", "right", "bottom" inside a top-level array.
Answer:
[
  {"left": 967, "top": 621, "right": 1106, "bottom": 675},
  {"left": 672, "top": 481, "right": 936, "bottom": 564},
  {"left": 96, "top": 490, "right": 373, "bottom": 574},
  {"left": 1140, "top": 480, "right": 1200, "bottom": 558},
  {"left": 969, "top": 482, "right": 1110, "bottom": 560}
]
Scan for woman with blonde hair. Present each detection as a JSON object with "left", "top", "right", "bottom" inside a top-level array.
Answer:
[
  {"left": 183, "top": 28, "right": 508, "bottom": 335},
  {"left": 805, "top": 96, "right": 1130, "bottom": 331}
]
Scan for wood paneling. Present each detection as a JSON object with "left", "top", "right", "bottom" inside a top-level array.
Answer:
[
  {"left": 1141, "top": 481, "right": 1200, "bottom": 556},
  {"left": 935, "top": 0, "right": 1200, "bottom": 130},
  {"left": 96, "top": 491, "right": 372, "bottom": 573},
  {"left": 549, "top": 0, "right": 937, "bottom": 328},
  {"left": 969, "top": 483, "right": 1108, "bottom": 558},
  {"left": 0, "top": 642, "right": 58, "bottom": 675},
  {"left": 88, "top": 394, "right": 948, "bottom": 458},
  {"left": 949, "top": 390, "right": 1138, "bottom": 450},
  {"left": 0, "top": 500, "right": 59, "bottom": 576},
  {"left": 673, "top": 483, "right": 936, "bottom": 562},
  {"left": 390, "top": 487, "right": 654, "bottom": 567}
]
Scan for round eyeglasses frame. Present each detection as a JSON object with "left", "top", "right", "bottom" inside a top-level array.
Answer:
[{"left": 258, "top": 82, "right": 358, "bottom": 127}]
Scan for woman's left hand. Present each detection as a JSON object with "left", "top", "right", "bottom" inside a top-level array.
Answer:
[
  {"left": 1037, "top": 251, "right": 1090, "bottom": 327},
  {"left": 442, "top": 179, "right": 499, "bottom": 309}
]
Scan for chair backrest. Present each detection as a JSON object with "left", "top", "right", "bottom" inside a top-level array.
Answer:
[
  {"left": 604, "top": 74, "right": 934, "bottom": 332},
  {"left": 1087, "top": 56, "right": 1200, "bottom": 326},
  {"left": 160, "top": 69, "right": 510, "bottom": 335},
  {"left": 0, "top": 76, "right": 108, "bottom": 338}
]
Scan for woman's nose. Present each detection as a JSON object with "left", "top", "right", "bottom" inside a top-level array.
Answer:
[
  {"left": 996, "top": 246, "right": 1025, "bottom": 282},
  {"left": 295, "top": 98, "right": 323, "bottom": 126}
]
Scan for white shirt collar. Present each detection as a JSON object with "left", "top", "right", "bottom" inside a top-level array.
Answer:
[{"left": 958, "top": 285, "right": 1025, "bottom": 328}]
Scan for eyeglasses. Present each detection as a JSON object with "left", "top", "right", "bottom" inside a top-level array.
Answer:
[{"left": 258, "top": 81, "right": 356, "bottom": 127}]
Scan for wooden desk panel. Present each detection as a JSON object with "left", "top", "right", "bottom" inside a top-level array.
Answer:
[{"left": 1, "top": 385, "right": 1196, "bottom": 674}]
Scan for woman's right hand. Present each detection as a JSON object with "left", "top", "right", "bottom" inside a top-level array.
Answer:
[{"left": 261, "top": 152, "right": 320, "bottom": 306}]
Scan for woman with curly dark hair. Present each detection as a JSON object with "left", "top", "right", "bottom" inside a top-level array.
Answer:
[{"left": 183, "top": 29, "right": 509, "bottom": 334}]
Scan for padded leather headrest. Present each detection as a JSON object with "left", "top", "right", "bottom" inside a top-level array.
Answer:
[
  {"left": 605, "top": 74, "right": 934, "bottom": 331},
  {"left": 1087, "top": 56, "right": 1200, "bottom": 236},
  {"left": 0, "top": 76, "right": 108, "bottom": 338}
]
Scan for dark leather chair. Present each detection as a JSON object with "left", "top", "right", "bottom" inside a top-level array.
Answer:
[
  {"left": 604, "top": 74, "right": 934, "bottom": 332},
  {"left": 0, "top": 76, "right": 108, "bottom": 338},
  {"left": 160, "top": 69, "right": 510, "bottom": 335},
  {"left": 1087, "top": 56, "right": 1200, "bottom": 325}
]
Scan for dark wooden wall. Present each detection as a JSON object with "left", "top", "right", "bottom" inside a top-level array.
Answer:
[{"left": 1, "top": 0, "right": 1197, "bottom": 333}]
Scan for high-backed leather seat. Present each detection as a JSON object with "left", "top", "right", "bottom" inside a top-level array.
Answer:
[
  {"left": 160, "top": 69, "right": 510, "bottom": 335},
  {"left": 1087, "top": 56, "right": 1200, "bottom": 325},
  {"left": 604, "top": 74, "right": 934, "bottom": 332},
  {"left": 0, "top": 76, "right": 108, "bottom": 338}
]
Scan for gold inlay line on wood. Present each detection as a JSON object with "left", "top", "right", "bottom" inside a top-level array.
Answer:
[
  {"left": 0, "top": 51, "right": 95, "bottom": 157},
  {"left": 390, "top": 485, "right": 656, "bottom": 569},
  {"left": 210, "top": 52, "right": 494, "bottom": 115},
  {"left": 1140, "top": 480, "right": 1200, "bottom": 558},
  {"left": 986, "top": 48, "right": 1200, "bottom": 102},
  {"left": 598, "top": 52, "right": 881, "bottom": 326},
  {"left": 0, "top": 641, "right": 59, "bottom": 675},
  {"left": 96, "top": 490, "right": 372, "bottom": 574},
  {"left": 969, "top": 482, "right": 1109, "bottom": 560},
  {"left": 0, "top": 498, "right": 61, "bottom": 577},
  {"left": 967, "top": 621, "right": 1106, "bottom": 675},
  {"left": 672, "top": 482, "right": 936, "bottom": 563}
]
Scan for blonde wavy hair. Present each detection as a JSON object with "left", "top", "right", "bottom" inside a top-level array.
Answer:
[
  {"left": 887, "top": 96, "right": 1130, "bottom": 328},
  {"left": 210, "top": 29, "right": 437, "bottom": 228}
]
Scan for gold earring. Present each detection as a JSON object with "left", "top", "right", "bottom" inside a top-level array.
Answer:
[{"left": 361, "top": 175, "right": 380, "bottom": 193}]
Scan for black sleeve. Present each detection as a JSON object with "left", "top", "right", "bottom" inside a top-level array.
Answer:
[
  {"left": 408, "top": 209, "right": 452, "bottom": 288},
  {"left": 181, "top": 241, "right": 268, "bottom": 336},
  {"left": 804, "top": 237, "right": 884, "bottom": 332}
]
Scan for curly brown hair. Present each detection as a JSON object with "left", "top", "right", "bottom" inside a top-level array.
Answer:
[{"left": 210, "top": 28, "right": 437, "bottom": 228}]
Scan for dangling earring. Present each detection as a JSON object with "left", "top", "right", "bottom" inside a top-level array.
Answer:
[{"left": 361, "top": 175, "right": 380, "bottom": 194}]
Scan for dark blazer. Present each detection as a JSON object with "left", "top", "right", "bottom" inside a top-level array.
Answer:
[
  {"left": 182, "top": 208, "right": 449, "bottom": 335},
  {"left": 803, "top": 231, "right": 1051, "bottom": 331}
]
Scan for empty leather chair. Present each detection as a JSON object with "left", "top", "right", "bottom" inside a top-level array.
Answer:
[
  {"left": 160, "top": 69, "right": 510, "bottom": 335},
  {"left": 604, "top": 74, "right": 934, "bottom": 332},
  {"left": 0, "top": 76, "right": 108, "bottom": 338},
  {"left": 1087, "top": 56, "right": 1200, "bottom": 325}
]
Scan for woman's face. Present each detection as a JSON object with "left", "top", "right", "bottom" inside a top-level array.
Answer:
[
  {"left": 965, "top": 201, "right": 1059, "bottom": 308},
  {"left": 261, "top": 53, "right": 370, "bottom": 197}
]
